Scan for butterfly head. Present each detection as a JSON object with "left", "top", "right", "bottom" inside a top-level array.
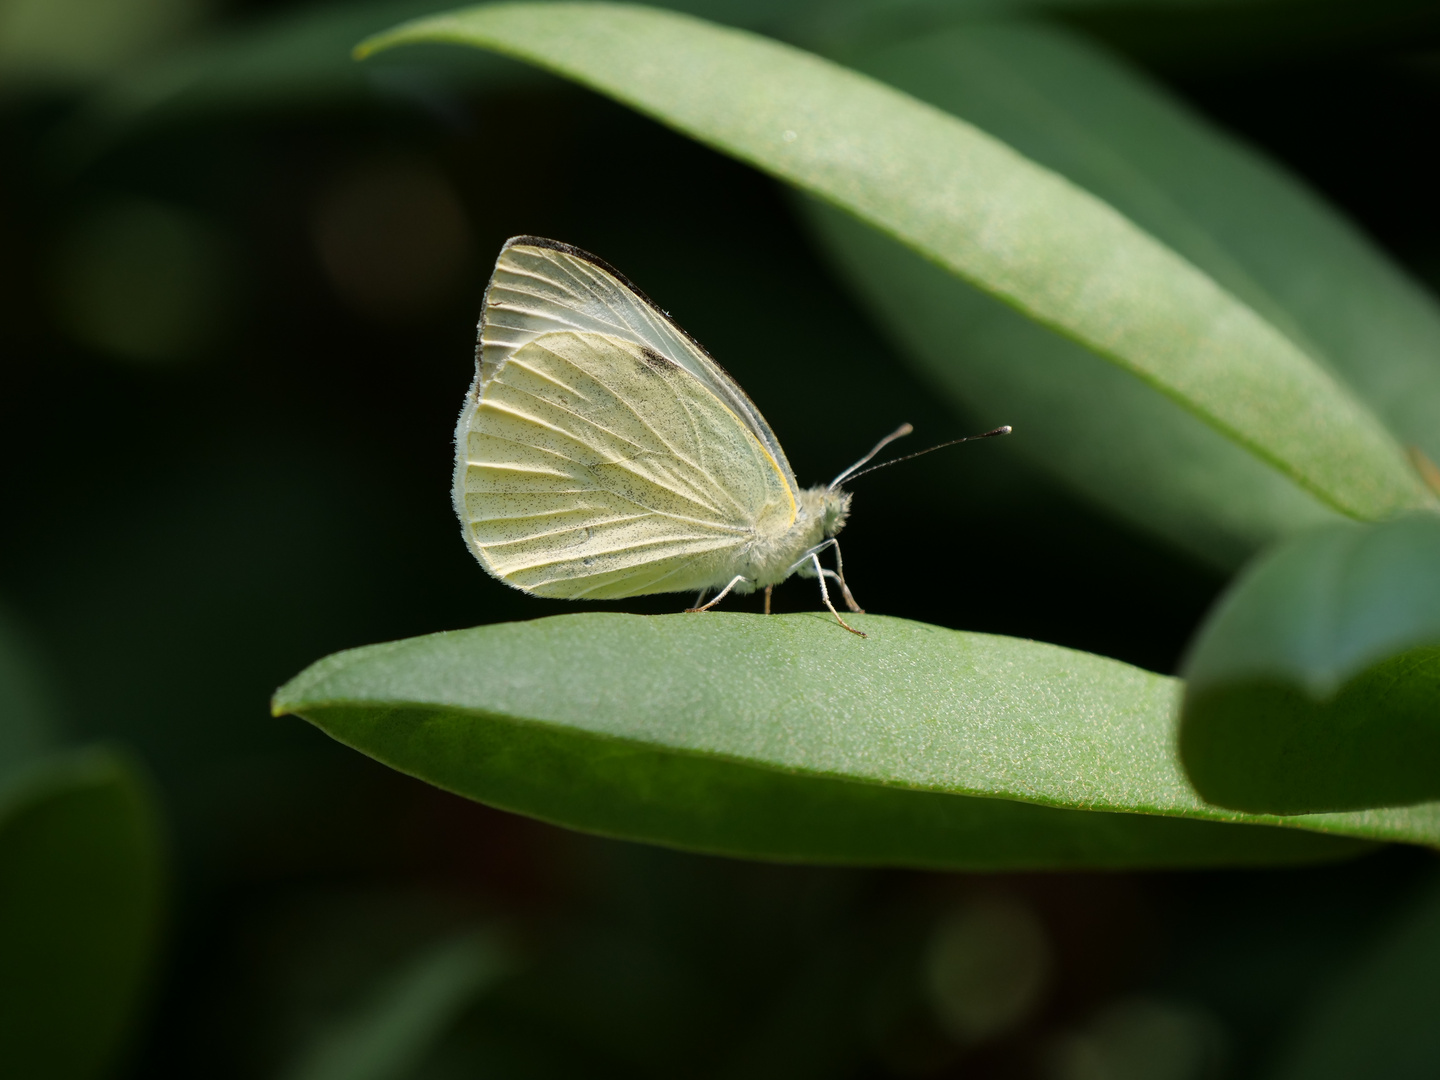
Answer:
[
  {"left": 818, "top": 488, "right": 852, "bottom": 538},
  {"left": 794, "top": 486, "right": 852, "bottom": 544}
]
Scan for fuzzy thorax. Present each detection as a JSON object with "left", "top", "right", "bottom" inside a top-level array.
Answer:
[{"left": 733, "top": 486, "right": 852, "bottom": 591}]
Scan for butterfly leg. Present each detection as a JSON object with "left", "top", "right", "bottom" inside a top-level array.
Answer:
[
  {"left": 686, "top": 574, "right": 748, "bottom": 613},
  {"left": 825, "top": 539, "right": 864, "bottom": 613},
  {"left": 811, "top": 554, "right": 866, "bottom": 637},
  {"left": 793, "top": 538, "right": 863, "bottom": 613},
  {"left": 820, "top": 570, "right": 862, "bottom": 613},
  {"left": 764, "top": 585, "right": 773, "bottom": 615}
]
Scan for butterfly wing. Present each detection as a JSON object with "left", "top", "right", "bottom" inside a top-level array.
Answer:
[
  {"left": 476, "top": 236, "right": 801, "bottom": 494},
  {"left": 455, "top": 329, "right": 796, "bottom": 599}
]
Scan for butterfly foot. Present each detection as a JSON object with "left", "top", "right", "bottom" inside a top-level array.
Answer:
[
  {"left": 686, "top": 574, "right": 747, "bottom": 614},
  {"left": 835, "top": 613, "right": 867, "bottom": 637}
]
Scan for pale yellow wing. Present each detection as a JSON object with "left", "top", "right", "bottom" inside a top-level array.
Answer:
[
  {"left": 478, "top": 236, "right": 801, "bottom": 495},
  {"left": 455, "top": 330, "right": 796, "bottom": 599}
]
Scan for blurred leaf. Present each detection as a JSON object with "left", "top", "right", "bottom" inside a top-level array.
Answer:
[
  {"left": 67, "top": 0, "right": 528, "bottom": 152},
  {"left": 359, "top": 2, "right": 1432, "bottom": 529},
  {"left": 0, "top": 747, "right": 166, "bottom": 1080},
  {"left": 283, "top": 928, "right": 509, "bottom": 1080},
  {"left": 0, "top": 0, "right": 206, "bottom": 84},
  {"left": 1180, "top": 513, "right": 1440, "bottom": 814},
  {"left": 800, "top": 21, "right": 1440, "bottom": 566},
  {"left": 67, "top": 0, "right": 837, "bottom": 153},
  {"left": 1267, "top": 876, "right": 1440, "bottom": 1080},
  {"left": 275, "top": 611, "right": 1440, "bottom": 869},
  {"left": 0, "top": 603, "right": 62, "bottom": 776},
  {"left": 1047, "top": 997, "right": 1227, "bottom": 1080}
]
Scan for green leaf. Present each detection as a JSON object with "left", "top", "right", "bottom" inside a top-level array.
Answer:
[
  {"left": 1180, "top": 513, "right": 1440, "bottom": 815},
  {"left": 283, "top": 929, "right": 510, "bottom": 1080},
  {"left": 800, "top": 202, "right": 1338, "bottom": 570},
  {"left": 798, "top": 19, "right": 1440, "bottom": 566},
  {"left": 0, "top": 748, "right": 166, "bottom": 1080},
  {"left": 1266, "top": 875, "right": 1440, "bottom": 1080},
  {"left": 359, "top": 2, "right": 1432, "bottom": 526},
  {"left": 274, "top": 612, "right": 1440, "bottom": 869}
]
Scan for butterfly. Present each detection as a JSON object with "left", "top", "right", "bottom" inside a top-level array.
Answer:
[{"left": 452, "top": 236, "right": 1007, "bottom": 637}]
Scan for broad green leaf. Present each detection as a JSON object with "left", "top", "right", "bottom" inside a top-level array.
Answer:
[
  {"left": 275, "top": 612, "right": 1440, "bottom": 869},
  {"left": 283, "top": 929, "right": 510, "bottom": 1080},
  {"left": 359, "top": 2, "right": 1433, "bottom": 525},
  {"left": 1266, "top": 875, "right": 1440, "bottom": 1080},
  {"left": 802, "top": 203, "right": 1337, "bottom": 569},
  {"left": 1181, "top": 513, "right": 1440, "bottom": 815},
  {"left": 0, "top": 748, "right": 166, "bottom": 1080},
  {"left": 801, "top": 21, "right": 1440, "bottom": 566}
]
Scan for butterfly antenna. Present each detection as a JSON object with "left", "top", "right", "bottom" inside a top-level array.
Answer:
[
  {"left": 836, "top": 425, "right": 1012, "bottom": 487},
  {"left": 828, "top": 423, "right": 915, "bottom": 490}
]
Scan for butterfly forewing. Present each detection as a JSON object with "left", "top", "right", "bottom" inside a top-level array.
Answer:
[
  {"left": 457, "top": 330, "right": 796, "bottom": 599},
  {"left": 480, "top": 237, "right": 800, "bottom": 494}
]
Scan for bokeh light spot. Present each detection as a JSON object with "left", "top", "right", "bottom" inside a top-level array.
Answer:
[
  {"left": 311, "top": 156, "right": 473, "bottom": 323},
  {"left": 1047, "top": 997, "right": 1227, "bottom": 1080},
  {"left": 48, "top": 195, "right": 231, "bottom": 365},
  {"left": 924, "top": 895, "right": 1052, "bottom": 1045}
]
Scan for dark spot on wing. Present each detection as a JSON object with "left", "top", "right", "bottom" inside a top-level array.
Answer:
[{"left": 639, "top": 345, "right": 676, "bottom": 372}]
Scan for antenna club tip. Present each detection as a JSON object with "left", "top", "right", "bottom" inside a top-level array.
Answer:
[
  {"left": 897, "top": 422, "right": 915, "bottom": 435},
  {"left": 997, "top": 425, "right": 1012, "bottom": 435}
]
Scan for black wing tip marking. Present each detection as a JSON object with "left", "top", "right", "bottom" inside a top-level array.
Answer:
[{"left": 638, "top": 345, "right": 676, "bottom": 372}]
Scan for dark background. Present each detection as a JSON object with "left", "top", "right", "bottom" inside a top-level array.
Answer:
[{"left": 3, "top": 0, "right": 1440, "bottom": 1074}]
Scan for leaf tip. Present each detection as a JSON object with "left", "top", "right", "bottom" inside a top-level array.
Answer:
[{"left": 352, "top": 32, "right": 388, "bottom": 61}]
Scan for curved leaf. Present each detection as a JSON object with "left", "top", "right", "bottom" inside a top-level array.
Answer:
[
  {"left": 1181, "top": 513, "right": 1440, "bottom": 814},
  {"left": 801, "top": 18, "right": 1440, "bottom": 565},
  {"left": 0, "top": 748, "right": 166, "bottom": 1080},
  {"left": 275, "top": 612, "right": 1440, "bottom": 869},
  {"left": 802, "top": 201, "right": 1337, "bottom": 570},
  {"left": 359, "top": 1, "right": 1432, "bottom": 524},
  {"left": 283, "top": 928, "right": 510, "bottom": 1080}
]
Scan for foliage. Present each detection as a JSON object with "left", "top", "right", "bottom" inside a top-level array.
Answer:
[
  {"left": 343, "top": 0, "right": 1440, "bottom": 835},
  {"left": 1181, "top": 513, "right": 1440, "bottom": 813},
  {"left": 0, "top": 750, "right": 165, "bottom": 1080},
  {"left": 801, "top": 18, "right": 1440, "bottom": 567},
  {"left": 278, "top": 611, "right": 1436, "bottom": 866},
  {"left": 366, "top": 3, "right": 1429, "bottom": 528},
  {"left": 5, "top": 0, "right": 1440, "bottom": 1073}
]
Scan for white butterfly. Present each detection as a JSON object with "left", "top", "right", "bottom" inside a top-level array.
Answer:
[{"left": 453, "top": 236, "right": 1005, "bottom": 637}]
